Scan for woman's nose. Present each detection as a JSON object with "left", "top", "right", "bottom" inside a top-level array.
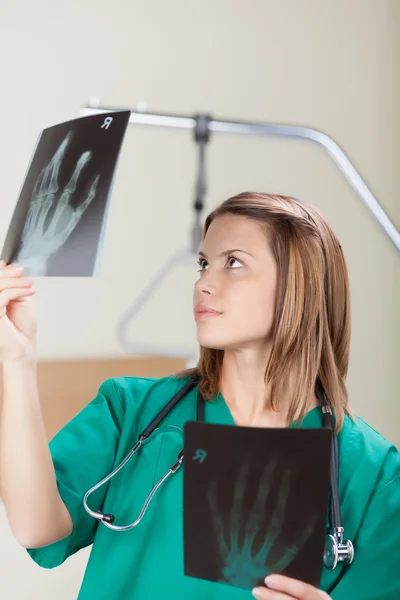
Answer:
[{"left": 194, "top": 270, "right": 218, "bottom": 296}]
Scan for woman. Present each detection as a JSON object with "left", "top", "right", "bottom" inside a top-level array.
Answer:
[{"left": 0, "top": 192, "right": 399, "bottom": 600}]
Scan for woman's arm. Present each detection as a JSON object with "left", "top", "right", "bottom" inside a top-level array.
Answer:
[{"left": 0, "top": 357, "right": 73, "bottom": 548}]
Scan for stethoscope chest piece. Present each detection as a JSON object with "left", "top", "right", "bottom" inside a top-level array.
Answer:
[{"left": 324, "top": 528, "right": 355, "bottom": 570}]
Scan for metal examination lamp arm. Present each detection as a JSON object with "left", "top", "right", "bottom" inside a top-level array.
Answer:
[
  {"left": 79, "top": 105, "right": 399, "bottom": 358},
  {"left": 80, "top": 106, "right": 400, "bottom": 254}
]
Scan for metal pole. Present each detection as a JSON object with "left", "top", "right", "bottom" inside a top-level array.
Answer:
[{"left": 80, "top": 106, "right": 400, "bottom": 254}]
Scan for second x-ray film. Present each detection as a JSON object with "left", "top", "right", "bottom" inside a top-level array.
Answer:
[
  {"left": 1, "top": 110, "right": 130, "bottom": 276},
  {"left": 183, "top": 422, "right": 332, "bottom": 591}
]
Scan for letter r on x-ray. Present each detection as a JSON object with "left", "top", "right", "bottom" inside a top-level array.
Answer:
[
  {"left": 101, "top": 117, "right": 113, "bottom": 129},
  {"left": 193, "top": 449, "right": 208, "bottom": 464}
]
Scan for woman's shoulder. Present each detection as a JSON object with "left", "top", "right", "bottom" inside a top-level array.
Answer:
[
  {"left": 339, "top": 411, "right": 400, "bottom": 492},
  {"left": 98, "top": 373, "right": 192, "bottom": 414},
  {"left": 108, "top": 372, "right": 190, "bottom": 397}
]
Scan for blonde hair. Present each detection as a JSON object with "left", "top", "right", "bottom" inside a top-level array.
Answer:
[{"left": 176, "top": 192, "right": 353, "bottom": 432}]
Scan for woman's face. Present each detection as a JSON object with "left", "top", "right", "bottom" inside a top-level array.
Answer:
[{"left": 193, "top": 213, "right": 278, "bottom": 350}]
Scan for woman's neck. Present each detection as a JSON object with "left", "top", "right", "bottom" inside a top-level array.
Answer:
[{"left": 219, "top": 347, "right": 319, "bottom": 428}]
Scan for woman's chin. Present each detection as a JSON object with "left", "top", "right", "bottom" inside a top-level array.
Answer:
[{"left": 196, "top": 332, "right": 231, "bottom": 350}]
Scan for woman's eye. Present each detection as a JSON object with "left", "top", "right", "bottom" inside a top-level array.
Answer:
[
  {"left": 227, "top": 256, "right": 242, "bottom": 269},
  {"left": 197, "top": 259, "right": 207, "bottom": 272}
]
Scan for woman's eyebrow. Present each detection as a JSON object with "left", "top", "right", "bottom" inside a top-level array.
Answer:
[{"left": 198, "top": 248, "right": 253, "bottom": 259}]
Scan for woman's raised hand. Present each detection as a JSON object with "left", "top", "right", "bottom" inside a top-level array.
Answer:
[{"left": 0, "top": 260, "right": 37, "bottom": 363}]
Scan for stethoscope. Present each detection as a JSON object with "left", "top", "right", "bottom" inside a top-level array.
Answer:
[{"left": 83, "top": 375, "right": 354, "bottom": 571}]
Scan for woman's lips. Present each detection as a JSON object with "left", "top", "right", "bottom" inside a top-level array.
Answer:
[
  {"left": 195, "top": 311, "right": 222, "bottom": 321},
  {"left": 194, "top": 305, "right": 222, "bottom": 321}
]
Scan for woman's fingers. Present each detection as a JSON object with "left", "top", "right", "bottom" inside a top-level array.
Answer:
[
  {"left": 0, "top": 263, "right": 36, "bottom": 317},
  {"left": 0, "top": 276, "right": 33, "bottom": 289},
  {"left": 0, "top": 288, "right": 36, "bottom": 318},
  {"left": 0, "top": 261, "right": 26, "bottom": 279},
  {"left": 0, "top": 261, "right": 33, "bottom": 288},
  {"left": 0, "top": 287, "right": 36, "bottom": 310}
]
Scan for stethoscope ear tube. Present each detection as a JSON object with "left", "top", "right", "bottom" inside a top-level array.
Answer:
[
  {"left": 83, "top": 375, "right": 201, "bottom": 531},
  {"left": 141, "top": 375, "right": 200, "bottom": 439}
]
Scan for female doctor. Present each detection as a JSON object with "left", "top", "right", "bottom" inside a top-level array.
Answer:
[{"left": 0, "top": 192, "right": 399, "bottom": 600}]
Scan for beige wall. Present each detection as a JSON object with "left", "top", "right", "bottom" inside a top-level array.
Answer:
[{"left": 0, "top": 0, "right": 398, "bottom": 597}]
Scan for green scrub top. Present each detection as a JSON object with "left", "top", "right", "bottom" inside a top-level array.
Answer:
[{"left": 27, "top": 375, "right": 400, "bottom": 599}]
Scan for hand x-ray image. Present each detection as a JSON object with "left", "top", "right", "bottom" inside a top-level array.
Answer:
[
  {"left": 183, "top": 422, "right": 331, "bottom": 591},
  {"left": 1, "top": 110, "right": 130, "bottom": 276}
]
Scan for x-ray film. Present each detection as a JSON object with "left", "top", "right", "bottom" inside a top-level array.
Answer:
[
  {"left": 1, "top": 110, "right": 130, "bottom": 276},
  {"left": 183, "top": 422, "right": 331, "bottom": 591}
]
